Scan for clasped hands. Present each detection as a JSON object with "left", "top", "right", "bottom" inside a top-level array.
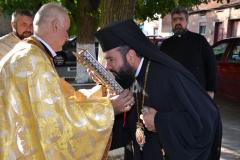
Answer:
[{"left": 87, "top": 69, "right": 135, "bottom": 115}]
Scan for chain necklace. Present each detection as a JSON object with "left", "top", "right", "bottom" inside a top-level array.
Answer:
[{"left": 135, "top": 60, "right": 150, "bottom": 150}]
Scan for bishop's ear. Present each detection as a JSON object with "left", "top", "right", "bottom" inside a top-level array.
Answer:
[{"left": 126, "top": 49, "right": 138, "bottom": 65}]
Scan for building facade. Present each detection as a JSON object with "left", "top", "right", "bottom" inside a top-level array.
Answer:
[
  {"left": 188, "top": 0, "right": 240, "bottom": 44},
  {"left": 161, "top": 0, "right": 240, "bottom": 45}
]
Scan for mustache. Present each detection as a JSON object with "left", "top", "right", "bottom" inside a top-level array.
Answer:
[
  {"left": 22, "top": 31, "right": 32, "bottom": 35},
  {"left": 109, "top": 70, "right": 117, "bottom": 76},
  {"left": 174, "top": 24, "right": 183, "bottom": 29}
]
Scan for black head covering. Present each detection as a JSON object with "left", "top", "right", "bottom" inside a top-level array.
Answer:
[
  {"left": 95, "top": 19, "right": 205, "bottom": 90},
  {"left": 95, "top": 19, "right": 189, "bottom": 71},
  {"left": 95, "top": 19, "right": 163, "bottom": 61}
]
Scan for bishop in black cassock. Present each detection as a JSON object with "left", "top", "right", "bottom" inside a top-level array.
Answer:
[{"left": 95, "top": 19, "right": 222, "bottom": 160}]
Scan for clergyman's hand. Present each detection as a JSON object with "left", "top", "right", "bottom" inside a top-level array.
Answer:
[
  {"left": 141, "top": 107, "right": 157, "bottom": 132},
  {"left": 87, "top": 68, "right": 102, "bottom": 84},
  {"left": 110, "top": 89, "right": 134, "bottom": 115}
]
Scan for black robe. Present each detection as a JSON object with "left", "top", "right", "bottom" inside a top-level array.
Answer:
[
  {"left": 94, "top": 19, "right": 221, "bottom": 160},
  {"left": 160, "top": 31, "right": 217, "bottom": 92},
  {"left": 111, "top": 58, "right": 222, "bottom": 160}
]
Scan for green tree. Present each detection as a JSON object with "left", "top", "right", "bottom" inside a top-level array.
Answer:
[
  {"left": 0, "top": 0, "right": 45, "bottom": 13},
  {"left": 0, "top": 0, "right": 77, "bottom": 35},
  {"left": 135, "top": 0, "right": 230, "bottom": 20},
  {"left": 0, "top": 0, "right": 231, "bottom": 37}
]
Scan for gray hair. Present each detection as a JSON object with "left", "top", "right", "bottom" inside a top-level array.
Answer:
[
  {"left": 171, "top": 6, "right": 189, "bottom": 21},
  {"left": 117, "top": 45, "right": 131, "bottom": 56},
  {"left": 33, "top": 3, "right": 68, "bottom": 32},
  {"left": 117, "top": 45, "right": 141, "bottom": 58},
  {"left": 11, "top": 9, "right": 33, "bottom": 22}
]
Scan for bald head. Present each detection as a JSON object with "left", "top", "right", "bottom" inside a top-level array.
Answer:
[
  {"left": 33, "top": 3, "right": 68, "bottom": 34},
  {"left": 33, "top": 3, "right": 70, "bottom": 51}
]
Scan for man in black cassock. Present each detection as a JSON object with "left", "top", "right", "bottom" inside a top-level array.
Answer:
[
  {"left": 160, "top": 6, "right": 216, "bottom": 99},
  {"left": 95, "top": 19, "right": 222, "bottom": 160}
]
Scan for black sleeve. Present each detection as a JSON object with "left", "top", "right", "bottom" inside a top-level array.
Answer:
[
  {"left": 153, "top": 74, "right": 218, "bottom": 159},
  {"left": 201, "top": 37, "right": 217, "bottom": 91},
  {"left": 159, "top": 40, "right": 167, "bottom": 53}
]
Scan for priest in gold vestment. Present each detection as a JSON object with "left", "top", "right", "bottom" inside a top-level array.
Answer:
[
  {"left": 0, "top": 3, "right": 134, "bottom": 160},
  {"left": 0, "top": 32, "right": 21, "bottom": 60},
  {"left": 0, "top": 10, "right": 33, "bottom": 60}
]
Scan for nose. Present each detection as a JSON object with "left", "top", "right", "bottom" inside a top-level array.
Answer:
[
  {"left": 27, "top": 24, "right": 33, "bottom": 32},
  {"left": 105, "top": 62, "right": 112, "bottom": 70}
]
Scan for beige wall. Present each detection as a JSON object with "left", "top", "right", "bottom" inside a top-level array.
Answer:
[
  {"left": 0, "top": 13, "right": 11, "bottom": 36},
  {"left": 188, "top": 7, "right": 240, "bottom": 44},
  {"left": 162, "top": 5, "right": 240, "bottom": 45}
]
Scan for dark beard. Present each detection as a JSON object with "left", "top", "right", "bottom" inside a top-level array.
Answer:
[
  {"left": 112, "top": 64, "right": 135, "bottom": 89},
  {"left": 16, "top": 31, "right": 32, "bottom": 40},
  {"left": 173, "top": 24, "right": 187, "bottom": 36},
  {"left": 114, "top": 71, "right": 135, "bottom": 89}
]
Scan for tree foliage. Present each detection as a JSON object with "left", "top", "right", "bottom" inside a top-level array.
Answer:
[
  {"left": 0, "top": 0, "right": 231, "bottom": 38},
  {"left": 0, "top": 0, "right": 231, "bottom": 21},
  {"left": 0, "top": 0, "right": 77, "bottom": 35},
  {"left": 135, "top": 0, "right": 230, "bottom": 20},
  {"left": 0, "top": 0, "right": 52, "bottom": 13}
]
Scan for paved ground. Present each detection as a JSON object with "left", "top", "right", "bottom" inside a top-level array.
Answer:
[
  {"left": 108, "top": 95, "right": 240, "bottom": 160},
  {"left": 215, "top": 95, "right": 240, "bottom": 160}
]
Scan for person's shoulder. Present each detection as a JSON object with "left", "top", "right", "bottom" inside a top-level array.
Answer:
[
  {"left": 8, "top": 41, "right": 42, "bottom": 59},
  {"left": 23, "top": 42, "right": 47, "bottom": 59},
  {"left": 160, "top": 35, "right": 175, "bottom": 47},
  {"left": 0, "top": 33, "right": 20, "bottom": 43},
  {"left": 163, "top": 35, "right": 175, "bottom": 42},
  {"left": 0, "top": 33, "right": 11, "bottom": 41},
  {"left": 151, "top": 60, "right": 178, "bottom": 78},
  {"left": 10, "top": 42, "right": 48, "bottom": 68},
  {"left": 0, "top": 41, "right": 30, "bottom": 68},
  {"left": 187, "top": 31, "right": 206, "bottom": 41},
  {"left": 151, "top": 59, "right": 195, "bottom": 81}
]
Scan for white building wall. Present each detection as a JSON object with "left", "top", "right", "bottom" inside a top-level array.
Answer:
[
  {"left": 142, "top": 15, "right": 171, "bottom": 37},
  {"left": 142, "top": 17, "right": 162, "bottom": 36}
]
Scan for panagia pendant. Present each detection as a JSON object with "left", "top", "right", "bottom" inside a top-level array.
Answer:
[{"left": 135, "top": 122, "right": 145, "bottom": 150}]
